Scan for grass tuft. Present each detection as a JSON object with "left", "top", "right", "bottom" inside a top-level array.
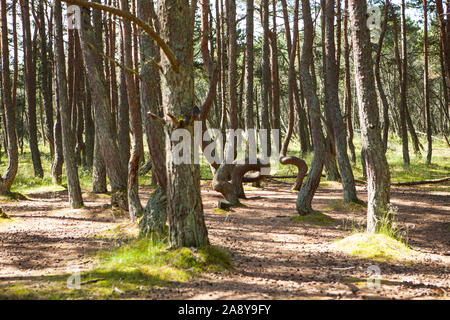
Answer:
[
  {"left": 331, "top": 233, "right": 413, "bottom": 262},
  {"left": 291, "top": 212, "right": 335, "bottom": 226}
]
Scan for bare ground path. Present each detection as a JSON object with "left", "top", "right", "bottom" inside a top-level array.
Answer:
[{"left": 0, "top": 182, "right": 449, "bottom": 299}]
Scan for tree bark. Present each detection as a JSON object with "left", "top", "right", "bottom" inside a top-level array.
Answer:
[
  {"left": 324, "top": 0, "right": 358, "bottom": 203},
  {"left": 349, "top": 0, "right": 391, "bottom": 233},
  {"left": 38, "top": 0, "right": 54, "bottom": 160},
  {"left": 138, "top": 0, "right": 167, "bottom": 235},
  {"left": 54, "top": 1, "right": 83, "bottom": 208},
  {"left": 78, "top": 1, "right": 127, "bottom": 207},
  {"left": 423, "top": 0, "right": 432, "bottom": 164},
  {"left": 343, "top": 0, "right": 356, "bottom": 163},
  {"left": 158, "top": 0, "right": 209, "bottom": 248},
  {"left": 20, "top": 0, "right": 44, "bottom": 178},
  {"left": 296, "top": 0, "right": 326, "bottom": 215},
  {"left": 0, "top": 0, "right": 19, "bottom": 193},
  {"left": 119, "top": 0, "right": 143, "bottom": 219}
]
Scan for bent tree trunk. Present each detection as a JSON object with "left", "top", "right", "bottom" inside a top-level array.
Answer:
[
  {"left": 0, "top": 0, "right": 19, "bottom": 193},
  {"left": 296, "top": 0, "right": 326, "bottom": 215},
  {"left": 349, "top": 0, "right": 390, "bottom": 233},
  {"left": 159, "top": 0, "right": 209, "bottom": 248}
]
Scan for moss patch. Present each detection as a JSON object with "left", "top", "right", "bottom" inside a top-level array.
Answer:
[
  {"left": 331, "top": 233, "right": 414, "bottom": 262},
  {"left": 324, "top": 199, "right": 367, "bottom": 215},
  {"left": 291, "top": 212, "right": 335, "bottom": 226},
  {"left": 0, "top": 239, "right": 233, "bottom": 300}
]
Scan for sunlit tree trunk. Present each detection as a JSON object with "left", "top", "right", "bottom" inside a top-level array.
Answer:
[
  {"left": 158, "top": 0, "right": 209, "bottom": 248},
  {"left": 296, "top": 0, "right": 326, "bottom": 215},
  {"left": 324, "top": 0, "right": 358, "bottom": 203},
  {"left": 349, "top": 0, "right": 390, "bottom": 233},
  {"left": 54, "top": 1, "right": 83, "bottom": 208}
]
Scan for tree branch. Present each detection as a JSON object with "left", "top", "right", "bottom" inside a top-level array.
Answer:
[{"left": 56, "top": 0, "right": 179, "bottom": 71}]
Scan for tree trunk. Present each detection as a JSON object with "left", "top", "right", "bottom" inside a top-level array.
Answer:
[
  {"left": 244, "top": 0, "right": 254, "bottom": 136},
  {"left": 119, "top": 0, "right": 143, "bottom": 219},
  {"left": 78, "top": 1, "right": 127, "bottom": 208},
  {"left": 38, "top": 0, "right": 54, "bottom": 160},
  {"left": 349, "top": 0, "right": 391, "bottom": 233},
  {"left": 396, "top": 1, "right": 410, "bottom": 164},
  {"left": 270, "top": 0, "right": 280, "bottom": 147},
  {"left": 54, "top": 1, "right": 83, "bottom": 208},
  {"left": 324, "top": 0, "right": 358, "bottom": 203},
  {"left": 158, "top": 0, "right": 209, "bottom": 248},
  {"left": 20, "top": 0, "right": 43, "bottom": 178},
  {"left": 0, "top": 0, "right": 19, "bottom": 193},
  {"left": 261, "top": 0, "right": 272, "bottom": 156},
  {"left": 138, "top": 0, "right": 167, "bottom": 235},
  {"left": 423, "top": 0, "right": 432, "bottom": 164},
  {"left": 343, "top": 0, "right": 356, "bottom": 163},
  {"left": 296, "top": 0, "right": 326, "bottom": 215}
]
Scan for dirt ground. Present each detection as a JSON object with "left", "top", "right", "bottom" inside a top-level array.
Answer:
[{"left": 0, "top": 181, "right": 449, "bottom": 300}]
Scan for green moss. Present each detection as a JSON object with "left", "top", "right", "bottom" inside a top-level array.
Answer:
[
  {"left": 331, "top": 233, "right": 414, "bottom": 262},
  {"left": 0, "top": 238, "right": 233, "bottom": 300},
  {"left": 324, "top": 199, "right": 367, "bottom": 214},
  {"left": 214, "top": 208, "right": 229, "bottom": 214},
  {"left": 291, "top": 212, "right": 335, "bottom": 226}
]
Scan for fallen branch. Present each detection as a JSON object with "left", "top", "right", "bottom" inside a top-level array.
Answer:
[{"left": 392, "top": 177, "right": 450, "bottom": 186}]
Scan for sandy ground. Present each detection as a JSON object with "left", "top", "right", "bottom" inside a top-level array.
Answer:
[{"left": 0, "top": 181, "right": 449, "bottom": 299}]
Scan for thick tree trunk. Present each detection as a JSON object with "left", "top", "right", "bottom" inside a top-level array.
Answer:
[
  {"left": 158, "top": 0, "right": 209, "bottom": 248},
  {"left": 0, "top": 0, "right": 19, "bottom": 193},
  {"left": 296, "top": 0, "right": 326, "bottom": 215},
  {"left": 324, "top": 0, "right": 358, "bottom": 203},
  {"left": 349, "top": 0, "right": 391, "bottom": 233},
  {"left": 54, "top": 1, "right": 83, "bottom": 208},
  {"left": 78, "top": 1, "right": 127, "bottom": 208}
]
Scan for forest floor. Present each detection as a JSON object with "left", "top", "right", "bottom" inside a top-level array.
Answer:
[{"left": 0, "top": 180, "right": 449, "bottom": 300}]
